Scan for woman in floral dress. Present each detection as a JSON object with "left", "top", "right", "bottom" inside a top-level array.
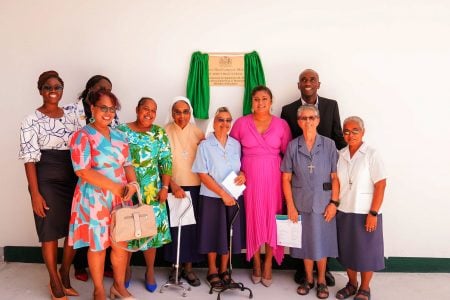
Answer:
[
  {"left": 117, "top": 97, "right": 172, "bottom": 292},
  {"left": 69, "top": 90, "right": 138, "bottom": 300}
]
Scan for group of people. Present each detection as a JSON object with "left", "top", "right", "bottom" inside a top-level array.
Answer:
[{"left": 19, "top": 69, "right": 386, "bottom": 300}]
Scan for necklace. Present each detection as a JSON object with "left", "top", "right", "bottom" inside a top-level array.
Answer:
[
  {"left": 307, "top": 152, "right": 315, "bottom": 174},
  {"left": 304, "top": 136, "right": 316, "bottom": 174},
  {"left": 174, "top": 125, "right": 191, "bottom": 160},
  {"left": 214, "top": 133, "right": 230, "bottom": 162},
  {"left": 347, "top": 146, "right": 361, "bottom": 189}
]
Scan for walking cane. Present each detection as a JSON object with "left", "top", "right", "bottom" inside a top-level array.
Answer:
[
  {"left": 212, "top": 201, "right": 253, "bottom": 300},
  {"left": 160, "top": 195, "right": 192, "bottom": 297}
]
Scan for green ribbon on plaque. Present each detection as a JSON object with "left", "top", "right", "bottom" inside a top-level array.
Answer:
[{"left": 186, "top": 51, "right": 266, "bottom": 119}]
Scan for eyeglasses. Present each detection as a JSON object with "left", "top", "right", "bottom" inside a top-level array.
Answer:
[
  {"left": 42, "top": 85, "right": 63, "bottom": 92},
  {"left": 216, "top": 118, "right": 232, "bottom": 123},
  {"left": 297, "top": 116, "right": 317, "bottom": 121},
  {"left": 173, "top": 109, "right": 191, "bottom": 116},
  {"left": 95, "top": 105, "right": 117, "bottom": 113},
  {"left": 343, "top": 129, "right": 361, "bottom": 136}
]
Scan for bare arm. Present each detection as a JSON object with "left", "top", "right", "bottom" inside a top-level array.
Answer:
[
  {"left": 324, "top": 172, "right": 339, "bottom": 222},
  {"left": 157, "top": 174, "right": 171, "bottom": 203},
  {"left": 75, "top": 168, "right": 124, "bottom": 198},
  {"left": 24, "top": 162, "right": 49, "bottom": 217},
  {"left": 198, "top": 173, "right": 236, "bottom": 206},
  {"left": 365, "top": 178, "right": 387, "bottom": 232},
  {"left": 282, "top": 172, "right": 298, "bottom": 223},
  {"left": 169, "top": 179, "right": 186, "bottom": 198}
]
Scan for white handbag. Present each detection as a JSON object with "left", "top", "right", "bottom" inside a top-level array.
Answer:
[{"left": 110, "top": 182, "right": 157, "bottom": 248}]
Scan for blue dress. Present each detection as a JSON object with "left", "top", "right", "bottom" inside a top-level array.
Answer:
[
  {"left": 192, "top": 134, "right": 246, "bottom": 255},
  {"left": 281, "top": 134, "right": 338, "bottom": 260}
]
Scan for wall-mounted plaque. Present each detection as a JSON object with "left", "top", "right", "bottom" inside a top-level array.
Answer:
[{"left": 209, "top": 55, "right": 244, "bottom": 86}]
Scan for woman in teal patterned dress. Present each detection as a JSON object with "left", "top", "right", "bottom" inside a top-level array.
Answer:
[{"left": 117, "top": 97, "right": 172, "bottom": 292}]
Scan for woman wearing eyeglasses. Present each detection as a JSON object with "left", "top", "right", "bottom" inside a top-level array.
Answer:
[
  {"left": 19, "top": 71, "right": 78, "bottom": 299},
  {"left": 335, "top": 116, "right": 387, "bottom": 300},
  {"left": 117, "top": 97, "right": 172, "bottom": 292},
  {"left": 163, "top": 96, "right": 205, "bottom": 286},
  {"left": 69, "top": 90, "right": 138, "bottom": 300},
  {"left": 64, "top": 75, "right": 118, "bottom": 282},
  {"left": 281, "top": 105, "right": 339, "bottom": 299},
  {"left": 192, "top": 107, "right": 246, "bottom": 289}
]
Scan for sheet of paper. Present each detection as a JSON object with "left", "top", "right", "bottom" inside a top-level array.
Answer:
[
  {"left": 276, "top": 215, "right": 302, "bottom": 248},
  {"left": 221, "top": 171, "right": 246, "bottom": 199},
  {"left": 167, "top": 192, "right": 196, "bottom": 227}
]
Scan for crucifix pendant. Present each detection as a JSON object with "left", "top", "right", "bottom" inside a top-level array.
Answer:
[
  {"left": 349, "top": 179, "right": 353, "bottom": 190},
  {"left": 181, "top": 150, "right": 188, "bottom": 160},
  {"left": 307, "top": 162, "right": 315, "bottom": 174}
]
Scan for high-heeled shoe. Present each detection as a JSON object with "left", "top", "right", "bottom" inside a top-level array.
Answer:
[
  {"left": 261, "top": 265, "right": 272, "bottom": 287},
  {"left": 251, "top": 269, "right": 261, "bottom": 284},
  {"left": 261, "top": 277, "right": 273, "bottom": 287},
  {"left": 57, "top": 270, "right": 79, "bottom": 296},
  {"left": 144, "top": 272, "right": 158, "bottom": 292},
  {"left": 48, "top": 284, "right": 68, "bottom": 300},
  {"left": 109, "top": 285, "right": 136, "bottom": 300}
]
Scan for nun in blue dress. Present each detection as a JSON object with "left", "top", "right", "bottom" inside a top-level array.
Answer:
[
  {"left": 192, "top": 107, "right": 246, "bottom": 288},
  {"left": 281, "top": 105, "right": 339, "bottom": 299}
]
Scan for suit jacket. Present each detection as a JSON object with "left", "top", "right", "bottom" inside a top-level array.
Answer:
[{"left": 280, "top": 96, "right": 347, "bottom": 150}]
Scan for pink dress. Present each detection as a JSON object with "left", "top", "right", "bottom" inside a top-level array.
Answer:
[
  {"left": 230, "top": 115, "right": 291, "bottom": 264},
  {"left": 69, "top": 126, "right": 131, "bottom": 251}
]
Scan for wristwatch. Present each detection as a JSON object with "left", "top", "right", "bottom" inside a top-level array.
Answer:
[
  {"left": 369, "top": 210, "right": 378, "bottom": 216},
  {"left": 329, "top": 200, "right": 340, "bottom": 207},
  {"left": 162, "top": 185, "right": 169, "bottom": 190}
]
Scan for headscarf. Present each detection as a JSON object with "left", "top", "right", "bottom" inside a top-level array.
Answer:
[
  {"left": 165, "top": 96, "right": 196, "bottom": 126},
  {"left": 204, "top": 106, "right": 233, "bottom": 138}
]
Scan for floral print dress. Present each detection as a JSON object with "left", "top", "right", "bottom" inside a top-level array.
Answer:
[
  {"left": 117, "top": 123, "right": 172, "bottom": 249},
  {"left": 69, "top": 125, "right": 132, "bottom": 251}
]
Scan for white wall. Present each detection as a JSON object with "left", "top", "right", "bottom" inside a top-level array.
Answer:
[{"left": 1, "top": 0, "right": 449, "bottom": 257}]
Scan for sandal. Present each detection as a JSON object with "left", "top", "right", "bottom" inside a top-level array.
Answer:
[
  {"left": 206, "top": 273, "right": 224, "bottom": 290},
  {"left": 181, "top": 269, "right": 201, "bottom": 287},
  {"left": 354, "top": 288, "right": 371, "bottom": 300},
  {"left": 316, "top": 283, "right": 329, "bottom": 299},
  {"left": 297, "top": 280, "right": 315, "bottom": 295},
  {"left": 336, "top": 281, "right": 358, "bottom": 299},
  {"left": 219, "top": 271, "right": 233, "bottom": 285}
]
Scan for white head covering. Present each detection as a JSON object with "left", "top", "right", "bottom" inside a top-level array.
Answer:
[
  {"left": 204, "top": 106, "right": 233, "bottom": 138},
  {"left": 165, "top": 96, "right": 196, "bottom": 126}
]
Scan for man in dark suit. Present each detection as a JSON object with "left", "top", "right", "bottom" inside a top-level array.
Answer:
[
  {"left": 281, "top": 69, "right": 346, "bottom": 148},
  {"left": 281, "top": 69, "right": 346, "bottom": 287}
]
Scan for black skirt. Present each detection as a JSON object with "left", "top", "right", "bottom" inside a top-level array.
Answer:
[
  {"left": 198, "top": 195, "right": 246, "bottom": 255},
  {"left": 33, "top": 150, "right": 77, "bottom": 242}
]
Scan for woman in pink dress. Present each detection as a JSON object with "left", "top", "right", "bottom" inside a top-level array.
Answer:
[{"left": 230, "top": 86, "right": 291, "bottom": 287}]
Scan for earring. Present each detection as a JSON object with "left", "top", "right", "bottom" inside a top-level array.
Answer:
[{"left": 89, "top": 117, "right": 95, "bottom": 123}]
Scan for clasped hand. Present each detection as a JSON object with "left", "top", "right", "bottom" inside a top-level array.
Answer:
[{"left": 120, "top": 183, "right": 138, "bottom": 201}]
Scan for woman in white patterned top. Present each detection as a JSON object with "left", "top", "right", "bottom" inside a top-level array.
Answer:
[{"left": 19, "top": 70, "right": 79, "bottom": 299}]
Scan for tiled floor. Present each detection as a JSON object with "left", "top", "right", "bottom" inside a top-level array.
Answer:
[{"left": 1, "top": 262, "right": 449, "bottom": 299}]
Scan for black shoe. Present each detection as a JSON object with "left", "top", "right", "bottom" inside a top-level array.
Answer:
[
  {"left": 168, "top": 266, "right": 181, "bottom": 282},
  {"left": 181, "top": 269, "right": 201, "bottom": 287},
  {"left": 325, "top": 270, "right": 335, "bottom": 286},
  {"left": 294, "top": 269, "right": 306, "bottom": 285}
]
